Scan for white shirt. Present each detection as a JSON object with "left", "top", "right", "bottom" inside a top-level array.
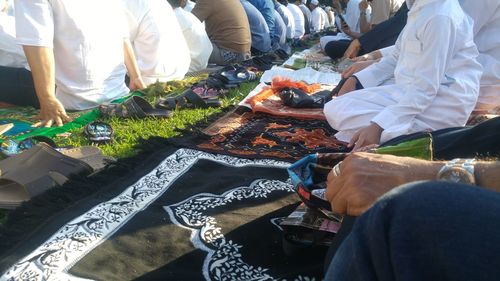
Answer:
[
  {"left": 184, "top": 0, "right": 195, "bottom": 12},
  {"left": 15, "top": 0, "right": 130, "bottom": 110},
  {"left": 310, "top": 6, "right": 325, "bottom": 33},
  {"left": 276, "top": 3, "right": 295, "bottom": 39},
  {"left": 318, "top": 7, "right": 330, "bottom": 28},
  {"left": 298, "top": 4, "right": 312, "bottom": 27},
  {"left": 174, "top": 7, "right": 212, "bottom": 72},
  {"left": 0, "top": 12, "right": 26, "bottom": 68},
  {"left": 460, "top": 0, "right": 500, "bottom": 112},
  {"left": 332, "top": 0, "right": 481, "bottom": 142},
  {"left": 286, "top": 3, "right": 305, "bottom": 39},
  {"left": 123, "top": 0, "right": 190, "bottom": 85},
  {"left": 344, "top": 0, "right": 362, "bottom": 33}
]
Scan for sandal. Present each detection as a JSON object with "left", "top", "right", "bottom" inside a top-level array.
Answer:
[
  {"left": 84, "top": 121, "right": 114, "bottom": 144},
  {"left": 155, "top": 89, "right": 222, "bottom": 110},
  {"left": 99, "top": 96, "right": 172, "bottom": 118}
]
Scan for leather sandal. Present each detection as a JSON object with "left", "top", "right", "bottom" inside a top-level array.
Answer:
[
  {"left": 99, "top": 96, "right": 172, "bottom": 118},
  {"left": 155, "top": 89, "right": 222, "bottom": 110},
  {"left": 0, "top": 143, "right": 115, "bottom": 209}
]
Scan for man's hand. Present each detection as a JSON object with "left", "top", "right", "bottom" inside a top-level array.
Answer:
[
  {"left": 34, "top": 97, "right": 71, "bottom": 127},
  {"left": 359, "top": 0, "right": 369, "bottom": 11},
  {"left": 349, "top": 122, "right": 383, "bottom": 150},
  {"left": 337, "top": 76, "right": 358, "bottom": 96},
  {"left": 128, "top": 76, "right": 146, "bottom": 91},
  {"left": 341, "top": 22, "right": 352, "bottom": 37},
  {"left": 325, "top": 152, "right": 442, "bottom": 216},
  {"left": 342, "top": 60, "right": 376, "bottom": 78},
  {"left": 343, "top": 39, "right": 361, "bottom": 59}
]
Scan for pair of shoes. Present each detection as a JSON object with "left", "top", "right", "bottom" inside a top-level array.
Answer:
[
  {"left": 99, "top": 96, "right": 172, "bottom": 118},
  {"left": 155, "top": 89, "right": 222, "bottom": 110},
  {"left": 209, "top": 65, "right": 257, "bottom": 86},
  {"left": 0, "top": 143, "right": 115, "bottom": 209},
  {"left": 279, "top": 88, "right": 333, "bottom": 108}
]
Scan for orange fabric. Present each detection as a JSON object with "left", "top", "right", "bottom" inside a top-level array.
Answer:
[{"left": 247, "top": 77, "right": 322, "bottom": 108}]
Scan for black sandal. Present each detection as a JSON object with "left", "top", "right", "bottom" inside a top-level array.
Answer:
[{"left": 155, "top": 89, "right": 222, "bottom": 110}]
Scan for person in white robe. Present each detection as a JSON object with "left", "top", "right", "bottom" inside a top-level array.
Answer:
[
  {"left": 286, "top": 2, "right": 305, "bottom": 39},
  {"left": 344, "top": 0, "right": 500, "bottom": 114},
  {"left": 323, "top": 0, "right": 482, "bottom": 150},
  {"left": 122, "top": 0, "right": 191, "bottom": 85},
  {"left": 171, "top": 3, "right": 212, "bottom": 72},
  {"left": 309, "top": 0, "right": 325, "bottom": 33}
]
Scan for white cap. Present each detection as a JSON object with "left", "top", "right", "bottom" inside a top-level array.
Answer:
[{"left": 311, "top": 0, "right": 319, "bottom": 5}]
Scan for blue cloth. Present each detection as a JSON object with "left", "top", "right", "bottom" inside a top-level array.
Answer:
[
  {"left": 248, "top": 0, "right": 276, "bottom": 37},
  {"left": 0, "top": 66, "right": 38, "bottom": 108},
  {"left": 272, "top": 9, "right": 287, "bottom": 46},
  {"left": 241, "top": 0, "right": 272, "bottom": 53},
  {"left": 325, "top": 181, "right": 500, "bottom": 281}
]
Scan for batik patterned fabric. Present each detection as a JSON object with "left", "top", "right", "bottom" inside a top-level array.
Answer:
[{"left": 174, "top": 111, "right": 348, "bottom": 162}]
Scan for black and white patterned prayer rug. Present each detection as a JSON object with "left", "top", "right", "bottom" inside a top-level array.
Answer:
[{"left": 1, "top": 148, "right": 327, "bottom": 281}]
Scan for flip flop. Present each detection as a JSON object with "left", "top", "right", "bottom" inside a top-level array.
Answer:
[
  {"left": 219, "top": 66, "right": 257, "bottom": 85},
  {"left": 84, "top": 121, "right": 114, "bottom": 144},
  {"left": 155, "top": 89, "right": 222, "bottom": 110},
  {"left": 0, "top": 143, "right": 115, "bottom": 209},
  {"left": 99, "top": 96, "right": 172, "bottom": 118}
]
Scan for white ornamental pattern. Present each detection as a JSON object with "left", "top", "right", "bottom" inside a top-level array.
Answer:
[
  {"left": 1, "top": 149, "right": 289, "bottom": 281},
  {"left": 165, "top": 180, "right": 316, "bottom": 281}
]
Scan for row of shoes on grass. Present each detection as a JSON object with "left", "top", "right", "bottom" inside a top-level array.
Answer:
[{"left": 99, "top": 64, "right": 260, "bottom": 117}]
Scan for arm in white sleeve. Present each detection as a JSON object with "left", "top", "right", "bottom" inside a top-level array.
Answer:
[
  {"left": 14, "top": 0, "right": 54, "bottom": 47},
  {"left": 379, "top": 45, "right": 395, "bottom": 57},
  {"left": 371, "top": 16, "right": 458, "bottom": 129},
  {"left": 354, "top": 37, "right": 399, "bottom": 87}
]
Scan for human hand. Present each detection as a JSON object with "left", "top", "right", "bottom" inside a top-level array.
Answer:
[
  {"left": 34, "top": 97, "right": 71, "bottom": 127},
  {"left": 359, "top": 0, "right": 369, "bottom": 11},
  {"left": 337, "top": 76, "right": 358, "bottom": 96},
  {"left": 341, "top": 22, "right": 351, "bottom": 36},
  {"left": 325, "top": 152, "right": 442, "bottom": 215},
  {"left": 342, "top": 60, "right": 376, "bottom": 78},
  {"left": 343, "top": 39, "right": 361, "bottom": 59},
  {"left": 128, "top": 76, "right": 146, "bottom": 91},
  {"left": 348, "top": 122, "right": 383, "bottom": 151}
]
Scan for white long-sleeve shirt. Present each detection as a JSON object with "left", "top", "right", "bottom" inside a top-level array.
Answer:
[
  {"left": 286, "top": 3, "right": 305, "bottom": 39},
  {"left": 0, "top": 12, "right": 26, "bottom": 68},
  {"left": 361, "top": 0, "right": 500, "bottom": 113},
  {"left": 310, "top": 6, "right": 325, "bottom": 32},
  {"left": 329, "top": 0, "right": 481, "bottom": 142},
  {"left": 460, "top": 0, "right": 500, "bottom": 112},
  {"left": 275, "top": 3, "right": 295, "bottom": 39},
  {"left": 123, "top": 0, "right": 190, "bottom": 85}
]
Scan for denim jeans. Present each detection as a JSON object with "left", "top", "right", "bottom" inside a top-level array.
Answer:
[
  {"left": 0, "top": 66, "right": 38, "bottom": 108},
  {"left": 325, "top": 181, "right": 500, "bottom": 281}
]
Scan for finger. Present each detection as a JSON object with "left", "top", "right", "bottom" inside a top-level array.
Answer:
[
  {"left": 353, "top": 136, "right": 366, "bottom": 151},
  {"left": 62, "top": 114, "right": 72, "bottom": 123},
  {"left": 32, "top": 121, "right": 42, "bottom": 128},
  {"left": 342, "top": 66, "right": 355, "bottom": 78},
  {"left": 325, "top": 174, "right": 343, "bottom": 203},
  {"left": 43, "top": 119, "right": 54, "bottom": 128},
  {"left": 348, "top": 130, "right": 361, "bottom": 148},
  {"left": 55, "top": 116, "right": 63, "bottom": 127}
]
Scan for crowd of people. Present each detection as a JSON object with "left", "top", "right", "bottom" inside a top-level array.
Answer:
[{"left": 1, "top": 0, "right": 500, "bottom": 279}]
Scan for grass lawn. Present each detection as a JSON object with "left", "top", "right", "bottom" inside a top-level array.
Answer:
[{"left": 0, "top": 77, "right": 260, "bottom": 223}]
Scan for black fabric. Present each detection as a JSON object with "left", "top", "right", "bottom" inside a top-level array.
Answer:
[
  {"left": 0, "top": 66, "right": 39, "bottom": 108},
  {"left": 358, "top": 3, "right": 409, "bottom": 53},
  {"left": 324, "top": 39, "right": 353, "bottom": 60},
  {"left": 0, "top": 138, "right": 177, "bottom": 271},
  {"left": 67, "top": 158, "right": 324, "bottom": 280},
  {"left": 380, "top": 117, "right": 500, "bottom": 160}
]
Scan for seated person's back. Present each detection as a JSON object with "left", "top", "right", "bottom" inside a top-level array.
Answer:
[
  {"left": 123, "top": 0, "right": 190, "bottom": 85},
  {"left": 169, "top": 0, "right": 213, "bottom": 72},
  {"left": 241, "top": 0, "right": 272, "bottom": 54},
  {"left": 192, "top": 0, "right": 252, "bottom": 65}
]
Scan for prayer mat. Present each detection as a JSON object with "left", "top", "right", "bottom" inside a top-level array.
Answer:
[
  {"left": 0, "top": 106, "right": 99, "bottom": 143},
  {"left": 1, "top": 148, "right": 328, "bottom": 280},
  {"left": 170, "top": 110, "right": 349, "bottom": 162}
]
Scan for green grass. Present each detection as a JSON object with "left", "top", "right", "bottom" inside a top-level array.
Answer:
[
  {"left": 55, "top": 79, "right": 259, "bottom": 159},
  {"left": 0, "top": 78, "right": 260, "bottom": 223}
]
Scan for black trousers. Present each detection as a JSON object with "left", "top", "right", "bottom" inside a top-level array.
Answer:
[{"left": 0, "top": 66, "right": 39, "bottom": 108}]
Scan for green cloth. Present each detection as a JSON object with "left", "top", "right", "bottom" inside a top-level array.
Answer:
[{"left": 376, "top": 136, "right": 433, "bottom": 160}]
